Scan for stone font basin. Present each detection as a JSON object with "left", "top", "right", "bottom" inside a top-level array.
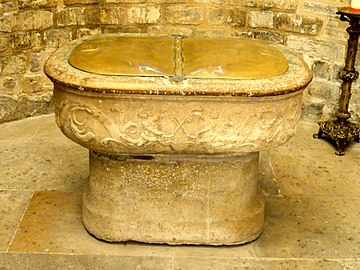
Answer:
[{"left": 45, "top": 34, "right": 312, "bottom": 245}]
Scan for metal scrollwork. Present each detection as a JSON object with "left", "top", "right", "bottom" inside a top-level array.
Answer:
[
  {"left": 339, "top": 70, "right": 359, "bottom": 81},
  {"left": 314, "top": 120, "right": 360, "bottom": 156}
]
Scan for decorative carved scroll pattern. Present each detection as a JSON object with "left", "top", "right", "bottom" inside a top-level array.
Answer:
[{"left": 55, "top": 97, "right": 300, "bottom": 152}]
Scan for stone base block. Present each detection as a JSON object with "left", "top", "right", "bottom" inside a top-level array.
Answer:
[{"left": 83, "top": 151, "right": 264, "bottom": 245}]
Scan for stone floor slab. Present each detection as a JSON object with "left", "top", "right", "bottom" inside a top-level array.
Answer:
[
  {"left": 232, "top": 258, "right": 344, "bottom": 270},
  {"left": 0, "top": 141, "right": 87, "bottom": 191},
  {"left": 9, "top": 191, "right": 126, "bottom": 255},
  {"left": 0, "top": 114, "right": 88, "bottom": 191},
  {"left": 0, "top": 115, "right": 45, "bottom": 141},
  {"left": 343, "top": 260, "right": 360, "bottom": 270},
  {"left": 252, "top": 196, "right": 360, "bottom": 259},
  {"left": 174, "top": 257, "right": 344, "bottom": 270},
  {"left": 173, "top": 256, "right": 234, "bottom": 270},
  {"left": 269, "top": 147, "right": 360, "bottom": 197},
  {"left": 0, "top": 253, "right": 345, "bottom": 270},
  {"left": 0, "top": 190, "right": 32, "bottom": 252},
  {"left": 0, "top": 252, "right": 173, "bottom": 270}
]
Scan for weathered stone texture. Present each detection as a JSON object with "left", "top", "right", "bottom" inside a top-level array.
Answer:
[
  {"left": 105, "top": 0, "right": 146, "bottom": 3},
  {"left": 303, "top": 1, "right": 339, "bottom": 16},
  {"left": 286, "top": 35, "right": 345, "bottom": 64},
  {"left": 248, "top": 10, "right": 274, "bottom": 28},
  {"left": 74, "top": 28, "right": 103, "bottom": 39},
  {"left": 300, "top": 97, "right": 325, "bottom": 122},
  {"left": 102, "top": 26, "right": 141, "bottom": 34},
  {"left": 18, "top": 0, "right": 57, "bottom": 8},
  {"left": 193, "top": 0, "right": 224, "bottom": 3},
  {"left": 44, "top": 29, "right": 73, "bottom": 49},
  {"left": 100, "top": 7, "right": 125, "bottom": 25},
  {"left": 164, "top": 6, "right": 203, "bottom": 25},
  {"left": 84, "top": 152, "right": 263, "bottom": 245},
  {"left": 85, "top": 7, "right": 101, "bottom": 26},
  {"left": 18, "top": 11, "right": 54, "bottom": 31},
  {"left": 258, "top": 0, "right": 298, "bottom": 10},
  {"left": 64, "top": 0, "right": 100, "bottom": 5},
  {"left": 11, "top": 32, "right": 42, "bottom": 52},
  {"left": 240, "top": 0, "right": 256, "bottom": 6},
  {"left": 147, "top": 25, "right": 193, "bottom": 36},
  {"left": 127, "top": 6, "right": 161, "bottom": 24},
  {"left": 194, "top": 27, "right": 230, "bottom": 37},
  {"left": 0, "top": 93, "right": 53, "bottom": 123},
  {"left": 0, "top": 14, "right": 17, "bottom": 33},
  {"left": 20, "top": 75, "right": 49, "bottom": 94},
  {"left": 0, "top": 37, "right": 9, "bottom": 52},
  {"left": 2, "top": 77, "right": 16, "bottom": 90},
  {"left": 0, "top": 55, "right": 27, "bottom": 76},
  {"left": 253, "top": 30, "right": 285, "bottom": 44},
  {"left": 0, "top": 0, "right": 17, "bottom": 12},
  {"left": 275, "top": 13, "right": 323, "bottom": 35},
  {"left": 208, "top": 8, "right": 246, "bottom": 26},
  {"left": 311, "top": 60, "right": 332, "bottom": 81},
  {"left": 195, "top": 0, "right": 256, "bottom": 4},
  {"left": 324, "top": 17, "right": 348, "bottom": 42},
  {"left": 306, "top": 80, "right": 341, "bottom": 101},
  {"left": 147, "top": 0, "right": 184, "bottom": 3},
  {"left": 29, "top": 53, "right": 42, "bottom": 73},
  {"left": 56, "top": 8, "right": 87, "bottom": 26},
  {"left": 29, "top": 51, "right": 54, "bottom": 74}
]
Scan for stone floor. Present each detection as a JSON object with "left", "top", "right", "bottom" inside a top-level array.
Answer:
[{"left": 0, "top": 114, "right": 359, "bottom": 270}]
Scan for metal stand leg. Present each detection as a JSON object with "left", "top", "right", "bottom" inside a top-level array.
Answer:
[
  {"left": 335, "top": 139, "right": 346, "bottom": 156},
  {"left": 313, "top": 126, "right": 323, "bottom": 139},
  {"left": 355, "top": 134, "right": 360, "bottom": 143}
]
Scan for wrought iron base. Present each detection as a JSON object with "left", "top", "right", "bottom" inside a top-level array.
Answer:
[
  {"left": 314, "top": 8, "right": 360, "bottom": 156},
  {"left": 313, "top": 117, "right": 360, "bottom": 156}
]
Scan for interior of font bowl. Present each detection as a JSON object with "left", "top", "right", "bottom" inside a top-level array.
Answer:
[{"left": 68, "top": 36, "right": 289, "bottom": 80}]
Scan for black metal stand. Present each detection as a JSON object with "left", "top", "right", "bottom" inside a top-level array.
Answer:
[{"left": 314, "top": 7, "right": 360, "bottom": 156}]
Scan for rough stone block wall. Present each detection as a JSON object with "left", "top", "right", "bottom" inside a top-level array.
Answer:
[{"left": 0, "top": 0, "right": 358, "bottom": 123}]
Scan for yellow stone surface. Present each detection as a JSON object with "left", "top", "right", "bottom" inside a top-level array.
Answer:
[
  {"left": 68, "top": 36, "right": 289, "bottom": 80},
  {"left": 182, "top": 37, "right": 288, "bottom": 79},
  {"left": 69, "top": 36, "right": 175, "bottom": 77}
]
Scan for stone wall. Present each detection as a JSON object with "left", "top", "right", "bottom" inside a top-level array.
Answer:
[{"left": 0, "top": 0, "right": 358, "bottom": 123}]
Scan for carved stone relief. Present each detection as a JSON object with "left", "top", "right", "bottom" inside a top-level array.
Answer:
[{"left": 54, "top": 89, "right": 302, "bottom": 154}]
